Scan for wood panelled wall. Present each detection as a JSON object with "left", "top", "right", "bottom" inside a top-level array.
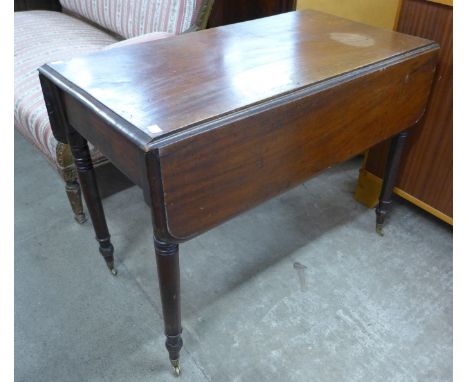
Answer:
[
  {"left": 355, "top": 0, "right": 453, "bottom": 224},
  {"left": 14, "top": 0, "right": 61, "bottom": 11}
]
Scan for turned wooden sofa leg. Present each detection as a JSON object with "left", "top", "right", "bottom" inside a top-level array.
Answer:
[{"left": 57, "top": 143, "right": 86, "bottom": 224}]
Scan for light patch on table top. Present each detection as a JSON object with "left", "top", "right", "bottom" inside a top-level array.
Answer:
[{"left": 330, "top": 33, "right": 375, "bottom": 48}]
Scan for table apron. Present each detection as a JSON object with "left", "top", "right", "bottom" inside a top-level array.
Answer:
[
  {"left": 62, "top": 92, "right": 148, "bottom": 189},
  {"left": 155, "top": 49, "right": 438, "bottom": 241}
]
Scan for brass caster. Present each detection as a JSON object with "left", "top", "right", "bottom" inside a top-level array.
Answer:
[
  {"left": 376, "top": 223, "right": 384, "bottom": 237},
  {"left": 171, "top": 359, "right": 181, "bottom": 377},
  {"left": 105, "top": 261, "right": 117, "bottom": 276}
]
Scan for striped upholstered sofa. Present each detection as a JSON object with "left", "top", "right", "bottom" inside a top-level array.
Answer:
[{"left": 14, "top": 0, "right": 213, "bottom": 223}]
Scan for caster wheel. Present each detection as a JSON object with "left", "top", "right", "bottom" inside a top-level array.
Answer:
[
  {"left": 171, "top": 359, "right": 181, "bottom": 376},
  {"left": 376, "top": 223, "right": 384, "bottom": 237}
]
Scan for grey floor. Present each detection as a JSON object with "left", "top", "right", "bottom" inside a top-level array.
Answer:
[{"left": 15, "top": 130, "right": 452, "bottom": 382}]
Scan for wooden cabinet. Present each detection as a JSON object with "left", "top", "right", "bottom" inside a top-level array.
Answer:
[
  {"left": 354, "top": 0, "right": 453, "bottom": 224},
  {"left": 207, "top": 0, "right": 297, "bottom": 28},
  {"left": 14, "top": 0, "right": 61, "bottom": 11}
]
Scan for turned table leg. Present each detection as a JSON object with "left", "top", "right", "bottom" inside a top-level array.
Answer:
[
  {"left": 67, "top": 129, "right": 117, "bottom": 275},
  {"left": 153, "top": 236, "right": 183, "bottom": 376},
  {"left": 375, "top": 130, "right": 409, "bottom": 236}
]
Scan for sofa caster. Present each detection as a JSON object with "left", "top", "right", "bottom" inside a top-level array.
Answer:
[
  {"left": 65, "top": 180, "right": 87, "bottom": 224},
  {"left": 74, "top": 212, "right": 87, "bottom": 224}
]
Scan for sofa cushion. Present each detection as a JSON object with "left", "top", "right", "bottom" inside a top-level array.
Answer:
[
  {"left": 14, "top": 11, "right": 118, "bottom": 165},
  {"left": 59, "top": 0, "right": 211, "bottom": 39},
  {"left": 104, "top": 31, "right": 174, "bottom": 50}
]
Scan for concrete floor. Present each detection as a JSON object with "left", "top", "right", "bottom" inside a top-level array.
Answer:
[{"left": 15, "top": 130, "right": 452, "bottom": 382}]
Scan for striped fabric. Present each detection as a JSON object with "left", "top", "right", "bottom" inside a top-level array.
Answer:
[
  {"left": 105, "top": 31, "right": 174, "bottom": 50},
  {"left": 14, "top": 11, "right": 118, "bottom": 164},
  {"left": 60, "top": 0, "right": 208, "bottom": 39}
]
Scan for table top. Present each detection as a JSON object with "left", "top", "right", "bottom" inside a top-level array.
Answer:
[{"left": 40, "top": 10, "right": 435, "bottom": 148}]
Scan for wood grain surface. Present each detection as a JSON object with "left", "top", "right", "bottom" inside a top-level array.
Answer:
[
  {"left": 42, "top": 10, "right": 434, "bottom": 145},
  {"left": 159, "top": 50, "right": 437, "bottom": 239}
]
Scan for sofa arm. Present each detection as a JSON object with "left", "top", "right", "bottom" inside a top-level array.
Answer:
[{"left": 14, "top": 0, "right": 61, "bottom": 12}]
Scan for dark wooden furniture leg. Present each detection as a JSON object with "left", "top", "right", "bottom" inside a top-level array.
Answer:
[
  {"left": 375, "top": 130, "right": 409, "bottom": 236},
  {"left": 67, "top": 128, "right": 117, "bottom": 275},
  {"left": 153, "top": 236, "right": 182, "bottom": 376}
]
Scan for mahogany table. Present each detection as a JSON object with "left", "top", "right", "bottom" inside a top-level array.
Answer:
[{"left": 39, "top": 10, "right": 438, "bottom": 376}]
